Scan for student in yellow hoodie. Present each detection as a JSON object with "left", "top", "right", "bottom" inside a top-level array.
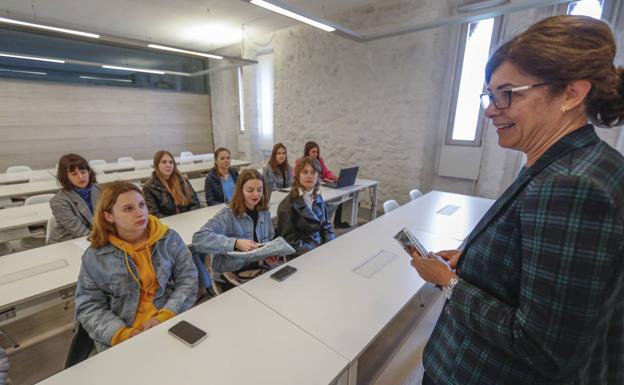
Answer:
[{"left": 75, "top": 181, "right": 198, "bottom": 352}]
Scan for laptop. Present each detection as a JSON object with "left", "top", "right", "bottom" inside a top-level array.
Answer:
[{"left": 324, "top": 166, "right": 359, "bottom": 188}]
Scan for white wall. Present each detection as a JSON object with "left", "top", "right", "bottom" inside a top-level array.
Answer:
[
  {"left": 209, "top": 0, "right": 624, "bottom": 207},
  {"left": 0, "top": 79, "right": 213, "bottom": 170}
]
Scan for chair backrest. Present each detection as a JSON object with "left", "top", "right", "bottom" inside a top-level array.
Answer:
[
  {"left": 7, "top": 165, "right": 32, "bottom": 173},
  {"left": 45, "top": 216, "right": 57, "bottom": 245},
  {"left": 383, "top": 199, "right": 400, "bottom": 214},
  {"left": 180, "top": 151, "right": 194, "bottom": 158},
  {"left": 25, "top": 193, "right": 55, "bottom": 206},
  {"left": 89, "top": 159, "right": 107, "bottom": 167},
  {"left": 117, "top": 157, "right": 135, "bottom": 163},
  {"left": 64, "top": 322, "right": 94, "bottom": 369},
  {"left": 409, "top": 189, "right": 423, "bottom": 201}
]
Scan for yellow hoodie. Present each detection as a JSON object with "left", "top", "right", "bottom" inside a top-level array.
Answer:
[{"left": 110, "top": 215, "right": 176, "bottom": 346}]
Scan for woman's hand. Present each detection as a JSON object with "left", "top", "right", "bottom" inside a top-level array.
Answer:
[
  {"left": 436, "top": 249, "right": 462, "bottom": 269},
  {"left": 140, "top": 317, "right": 161, "bottom": 331},
  {"left": 410, "top": 250, "right": 457, "bottom": 287},
  {"left": 235, "top": 239, "right": 261, "bottom": 252}
]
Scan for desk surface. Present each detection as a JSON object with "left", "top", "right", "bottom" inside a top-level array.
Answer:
[
  {"left": 0, "top": 239, "right": 85, "bottom": 309},
  {"left": 405, "top": 190, "right": 493, "bottom": 241},
  {"left": 240, "top": 198, "right": 462, "bottom": 361},
  {"left": 0, "top": 202, "right": 51, "bottom": 231},
  {"left": 38, "top": 288, "right": 349, "bottom": 385},
  {"left": 0, "top": 170, "right": 55, "bottom": 185}
]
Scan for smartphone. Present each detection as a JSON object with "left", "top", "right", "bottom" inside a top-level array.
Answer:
[
  {"left": 270, "top": 265, "right": 297, "bottom": 281},
  {"left": 168, "top": 320, "right": 207, "bottom": 347},
  {"left": 394, "top": 227, "right": 429, "bottom": 258}
]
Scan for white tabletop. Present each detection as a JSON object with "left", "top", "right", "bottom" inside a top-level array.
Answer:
[
  {"left": 0, "top": 239, "right": 85, "bottom": 309},
  {"left": 0, "top": 179, "right": 61, "bottom": 200},
  {"left": 240, "top": 198, "right": 462, "bottom": 361},
  {"left": 404, "top": 190, "right": 494, "bottom": 241},
  {"left": 38, "top": 288, "right": 349, "bottom": 385},
  {"left": 0, "top": 170, "right": 55, "bottom": 185},
  {"left": 0, "top": 202, "right": 51, "bottom": 231},
  {"left": 175, "top": 153, "right": 214, "bottom": 163}
]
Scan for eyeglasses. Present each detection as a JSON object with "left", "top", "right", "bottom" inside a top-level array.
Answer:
[{"left": 480, "top": 82, "right": 551, "bottom": 109}]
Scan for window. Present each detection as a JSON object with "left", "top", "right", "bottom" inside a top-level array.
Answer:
[
  {"left": 447, "top": 18, "right": 495, "bottom": 145},
  {"left": 256, "top": 51, "right": 274, "bottom": 150},
  {"left": 567, "top": 0, "right": 604, "bottom": 18}
]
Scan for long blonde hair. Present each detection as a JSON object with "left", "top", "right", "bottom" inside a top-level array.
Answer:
[
  {"left": 290, "top": 156, "right": 321, "bottom": 199},
  {"left": 89, "top": 181, "right": 143, "bottom": 248},
  {"left": 153, "top": 150, "right": 192, "bottom": 206}
]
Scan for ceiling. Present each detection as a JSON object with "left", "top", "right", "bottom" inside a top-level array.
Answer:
[{"left": 0, "top": 0, "right": 375, "bottom": 52}]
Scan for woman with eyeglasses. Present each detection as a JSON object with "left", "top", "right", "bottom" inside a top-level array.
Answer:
[
  {"left": 49, "top": 154, "right": 101, "bottom": 243},
  {"left": 412, "top": 16, "right": 624, "bottom": 385}
]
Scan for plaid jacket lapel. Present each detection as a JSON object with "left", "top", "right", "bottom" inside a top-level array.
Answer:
[{"left": 460, "top": 125, "right": 599, "bottom": 263}]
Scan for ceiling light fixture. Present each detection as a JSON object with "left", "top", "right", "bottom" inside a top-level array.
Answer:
[
  {"left": 102, "top": 65, "right": 165, "bottom": 75},
  {"left": 0, "top": 68, "right": 47, "bottom": 75},
  {"left": 79, "top": 75, "right": 133, "bottom": 83},
  {"left": 249, "top": 0, "right": 336, "bottom": 32},
  {"left": 147, "top": 44, "right": 223, "bottom": 60},
  {"left": 0, "top": 16, "right": 100, "bottom": 38},
  {"left": 0, "top": 53, "right": 65, "bottom": 64},
  {"left": 457, "top": 0, "right": 509, "bottom": 13}
]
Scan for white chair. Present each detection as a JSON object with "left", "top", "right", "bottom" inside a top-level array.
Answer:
[
  {"left": 180, "top": 151, "right": 194, "bottom": 158},
  {"left": 117, "top": 157, "right": 135, "bottom": 163},
  {"left": 89, "top": 159, "right": 107, "bottom": 167},
  {"left": 384, "top": 199, "right": 399, "bottom": 214},
  {"left": 409, "top": 189, "right": 423, "bottom": 201},
  {"left": 45, "top": 216, "right": 57, "bottom": 245},
  {"left": 24, "top": 194, "right": 54, "bottom": 206},
  {"left": 21, "top": 194, "right": 55, "bottom": 249},
  {"left": 7, "top": 165, "right": 32, "bottom": 173},
  {"left": 383, "top": 199, "right": 400, "bottom": 214}
]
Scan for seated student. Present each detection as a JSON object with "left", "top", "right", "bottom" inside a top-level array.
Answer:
[
  {"left": 278, "top": 156, "right": 336, "bottom": 257},
  {"left": 296, "top": 141, "right": 337, "bottom": 182},
  {"left": 49, "top": 154, "right": 101, "bottom": 243},
  {"left": 204, "top": 147, "right": 239, "bottom": 206},
  {"left": 193, "top": 169, "right": 277, "bottom": 292},
  {"left": 142, "top": 150, "right": 200, "bottom": 217},
  {"left": 75, "top": 181, "right": 198, "bottom": 352},
  {"left": 263, "top": 142, "right": 293, "bottom": 191}
]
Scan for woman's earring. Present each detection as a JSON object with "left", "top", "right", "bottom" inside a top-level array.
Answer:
[{"left": 561, "top": 105, "right": 567, "bottom": 113}]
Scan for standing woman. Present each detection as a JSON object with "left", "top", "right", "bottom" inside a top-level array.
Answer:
[
  {"left": 49, "top": 154, "right": 101, "bottom": 243},
  {"left": 193, "top": 169, "right": 276, "bottom": 292},
  {"left": 263, "top": 142, "right": 293, "bottom": 190},
  {"left": 411, "top": 16, "right": 624, "bottom": 385},
  {"left": 75, "top": 181, "right": 197, "bottom": 352},
  {"left": 142, "top": 150, "right": 200, "bottom": 217},
  {"left": 204, "top": 147, "right": 239, "bottom": 206},
  {"left": 278, "top": 156, "right": 336, "bottom": 257}
]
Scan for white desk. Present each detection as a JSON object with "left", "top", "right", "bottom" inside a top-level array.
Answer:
[
  {"left": 0, "top": 180, "right": 60, "bottom": 206},
  {"left": 404, "top": 190, "right": 494, "bottom": 241},
  {"left": 175, "top": 153, "right": 214, "bottom": 164},
  {"left": 0, "top": 239, "right": 86, "bottom": 326},
  {"left": 240, "top": 202, "right": 462, "bottom": 363},
  {"left": 38, "top": 288, "right": 350, "bottom": 385},
  {"left": 0, "top": 202, "right": 51, "bottom": 243},
  {"left": 0, "top": 170, "right": 55, "bottom": 185}
]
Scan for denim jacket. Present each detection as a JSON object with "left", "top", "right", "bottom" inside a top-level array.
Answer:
[
  {"left": 263, "top": 164, "right": 293, "bottom": 190},
  {"left": 192, "top": 206, "right": 275, "bottom": 273},
  {"left": 75, "top": 229, "right": 198, "bottom": 352}
]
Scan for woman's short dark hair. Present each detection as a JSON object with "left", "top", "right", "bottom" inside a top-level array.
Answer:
[
  {"left": 303, "top": 141, "right": 320, "bottom": 158},
  {"left": 56, "top": 153, "right": 97, "bottom": 190},
  {"left": 486, "top": 15, "right": 624, "bottom": 127}
]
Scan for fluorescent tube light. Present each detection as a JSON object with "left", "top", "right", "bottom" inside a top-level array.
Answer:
[
  {"left": 457, "top": 0, "right": 508, "bottom": 12},
  {"left": 102, "top": 65, "right": 165, "bottom": 75},
  {"left": 79, "top": 75, "right": 132, "bottom": 83},
  {"left": 0, "top": 53, "right": 65, "bottom": 64},
  {"left": 148, "top": 44, "right": 223, "bottom": 60},
  {"left": 249, "top": 0, "right": 336, "bottom": 32},
  {"left": 0, "top": 68, "right": 47, "bottom": 75},
  {"left": 0, "top": 17, "right": 100, "bottom": 38}
]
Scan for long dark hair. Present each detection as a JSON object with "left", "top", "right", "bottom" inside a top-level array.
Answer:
[
  {"left": 303, "top": 141, "right": 320, "bottom": 158},
  {"left": 269, "top": 143, "right": 290, "bottom": 176}
]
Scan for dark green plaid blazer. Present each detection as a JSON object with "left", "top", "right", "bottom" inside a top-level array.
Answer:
[{"left": 424, "top": 125, "right": 624, "bottom": 385}]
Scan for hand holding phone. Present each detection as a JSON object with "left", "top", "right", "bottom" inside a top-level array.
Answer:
[
  {"left": 394, "top": 227, "right": 429, "bottom": 258},
  {"left": 168, "top": 320, "right": 207, "bottom": 347}
]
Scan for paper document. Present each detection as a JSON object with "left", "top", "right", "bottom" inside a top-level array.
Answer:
[{"left": 227, "top": 237, "right": 295, "bottom": 259}]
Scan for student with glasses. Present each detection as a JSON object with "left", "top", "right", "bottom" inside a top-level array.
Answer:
[{"left": 413, "top": 16, "right": 624, "bottom": 385}]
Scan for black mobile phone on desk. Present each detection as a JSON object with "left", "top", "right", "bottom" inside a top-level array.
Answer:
[
  {"left": 168, "top": 320, "right": 207, "bottom": 347},
  {"left": 270, "top": 265, "right": 297, "bottom": 281}
]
